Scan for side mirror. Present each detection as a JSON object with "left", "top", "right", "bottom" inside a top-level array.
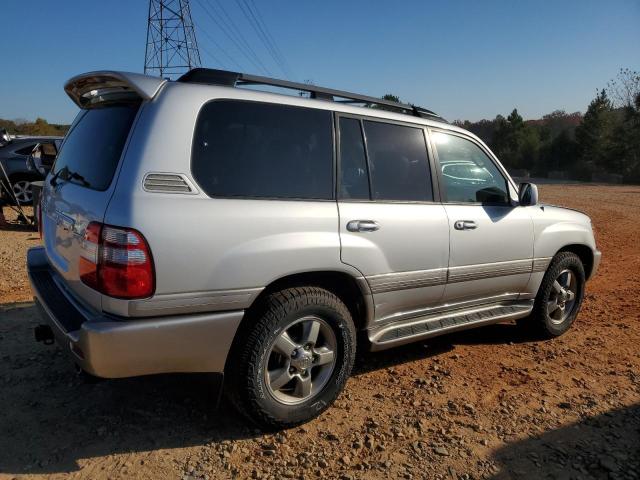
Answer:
[{"left": 518, "top": 182, "right": 538, "bottom": 206}]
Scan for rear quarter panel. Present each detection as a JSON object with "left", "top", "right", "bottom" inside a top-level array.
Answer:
[{"left": 103, "top": 83, "right": 357, "bottom": 317}]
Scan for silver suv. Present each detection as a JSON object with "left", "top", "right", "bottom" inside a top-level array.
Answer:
[{"left": 28, "top": 69, "right": 601, "bottom": 428}]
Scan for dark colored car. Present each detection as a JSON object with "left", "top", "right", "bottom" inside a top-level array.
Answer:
[{"left": 0, "top": 135, "right": 63, "bottom": 204}]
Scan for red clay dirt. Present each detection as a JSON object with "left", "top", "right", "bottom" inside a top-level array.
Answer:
[{"left": 0, "top": 185, "right": 638, "bottom": 479}]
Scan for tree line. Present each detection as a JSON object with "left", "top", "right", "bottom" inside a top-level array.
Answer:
[
  {"left": 0, "top": 117, "right": 68, "bottom": 137},
  {"left": 454, "top": 68, "right": 640, "bottom": 183}
]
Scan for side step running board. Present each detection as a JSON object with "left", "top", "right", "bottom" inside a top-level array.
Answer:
[{"left": 368, "top": 301, "right": 533, "bottom": 351}]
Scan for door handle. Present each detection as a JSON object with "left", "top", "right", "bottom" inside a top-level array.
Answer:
[
  {"left": 347, "top": 220, "right": 380, "bottom": 232},
  {"left": 454, "top": 220, "right": 477, "bottom": 230}
]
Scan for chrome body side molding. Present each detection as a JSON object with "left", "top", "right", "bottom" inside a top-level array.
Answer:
[
  {"left": 363, "top": 257, "right": 554, "bottom": 293},
  {"left": 532, "top": 256, "right": 552, "bottom": 272},
  {"left": 447, "top": 259, "right": 532, "bottom": 283},
  {"left": 367, "top": 268, "right": 447, "bottom": 294}
]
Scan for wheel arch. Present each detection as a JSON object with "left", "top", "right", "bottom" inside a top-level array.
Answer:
[
  {"left": 246, "top": 270, "right": 373, "bottom": 332},
  {"left": 224, "top": 270, "right": 372, "bottom": 375},
  {"left": 557, "top": 244, "right": 594, "bottom": 279}
]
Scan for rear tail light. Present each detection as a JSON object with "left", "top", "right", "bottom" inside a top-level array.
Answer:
[{"left": 79, "top": 222, "right": 155, "bottom": 299}]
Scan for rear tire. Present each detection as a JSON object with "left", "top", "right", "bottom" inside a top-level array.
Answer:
[
  {"left": 527, "top": 252, "right": 585, "bottom": 338},
  {"left": 225, "top": 286, "right": 356, "bottom": 429}
]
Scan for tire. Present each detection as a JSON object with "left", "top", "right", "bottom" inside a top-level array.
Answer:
[
  {"left": 10, "top": 174, "right": 36, "bottom": 205},
  {"left": 528, "top": 252, "right": 586, "bottom": 338},
  {"left": 225, "top": 286, "right": 356, "bottom": 429}
]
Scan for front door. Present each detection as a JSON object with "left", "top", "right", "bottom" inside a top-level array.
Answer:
[
  {"left": 336, "top": 115, "right": 450, "bottom": 322},
  {"left": 429, "top": 129, "right": 534, "bottom": 304}
]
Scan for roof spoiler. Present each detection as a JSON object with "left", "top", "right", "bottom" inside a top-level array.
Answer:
[{"left": 64, "top": 71, "right": 167, "bottom": 108}]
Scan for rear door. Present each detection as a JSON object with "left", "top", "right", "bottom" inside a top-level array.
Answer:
[
  {"left": 429, "top": 129, "right": 533, "bottom": 304},
  {"left": 41, "top": 103, "right": 140, "bottom": 310},
  {"left": 337, "top": 115, "right": 450, "bottom": 323}
]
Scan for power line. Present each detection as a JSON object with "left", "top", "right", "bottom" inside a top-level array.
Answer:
[
  {"left": 194, "top": 0, "right": 270, "bottom": 75},
  {"left": 209, "top": 0, "right": 272, "bottom": 75},
  {"left": 194, "top": 20, "right": 244, "bottom": 70},
  {"left": 197, "top": 38, "right": 225, "bottom": 68},
  {"left": 193, "top": 0, "right": 265, "bottom": 74},
  {"left": 245, "top": 0, "right": 295, "bottom": 77},
  {"left": 234, "top": 0, "right": 289, "bottom": 79}
]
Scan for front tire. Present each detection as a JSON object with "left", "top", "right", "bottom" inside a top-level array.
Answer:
[
  {"left": 529, "top": 252, "right": 585, "bottom": 338},
  {"left": 226, "top": 286, "right": 356, "bottom": 429}
]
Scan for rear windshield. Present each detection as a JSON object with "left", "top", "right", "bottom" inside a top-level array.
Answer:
[{"left": 52, "top": 104, "right": 139, "bottom": 191}]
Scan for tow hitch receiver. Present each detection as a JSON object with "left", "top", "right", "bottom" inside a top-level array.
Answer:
[{"left": 34, "top": 324, "right": 54, "bottom": 345}]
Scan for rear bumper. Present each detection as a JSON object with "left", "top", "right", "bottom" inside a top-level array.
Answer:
[{"left": 27, "top": 247, "right": 243, "bottom": 378}]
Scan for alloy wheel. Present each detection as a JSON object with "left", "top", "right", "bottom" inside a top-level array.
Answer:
[
  {"left": 264, "top": 315, "right": 337, "bottom": 405},
  {"left": 547, "top": 269, "right": 577, "bottom": 324},
  {"left": 12, "top": 180, "right": 33, "bottom": 204}
]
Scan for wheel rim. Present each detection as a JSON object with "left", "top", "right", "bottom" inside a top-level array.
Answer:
[
  {"left": 547, "top": 269, "right": 578, "bottom": 324},
  {"left": 264, "top": 315, "right": 337, "bottom": 405},
  {"left": 12, "top": 180, "right": 32, "bottom": 204}
]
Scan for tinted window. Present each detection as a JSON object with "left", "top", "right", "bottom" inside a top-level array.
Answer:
[
  {"left": 363, "top": 121, "right": 432, "bottom": 202},
  {"left": 53, "top": 104, "right": 139, "bottom": 190},
  {"left": 192, "top": 101, "right": 333, "bottom": 199},
  {"left": 338, "top": 118, "right": 369, "bottom": 199},
  {"left": 432, "top": 132, "right": 509, "bottom": 204}
]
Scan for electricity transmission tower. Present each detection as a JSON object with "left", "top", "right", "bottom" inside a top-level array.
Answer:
[{"left": 144, "top": 0, "right": 201, "bottom": 78}]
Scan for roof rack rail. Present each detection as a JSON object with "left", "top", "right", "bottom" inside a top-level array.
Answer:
[{"left": 177, "top": 68, "right": 445, "bottom": 122}]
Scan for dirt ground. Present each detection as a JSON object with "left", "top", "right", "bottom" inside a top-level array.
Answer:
[{"left": 0, "top": 185, "right": 639, "bottom": 480}]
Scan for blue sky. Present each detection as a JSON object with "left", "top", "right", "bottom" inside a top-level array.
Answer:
[{"left": 1, "top": 0, "right": 638, "bottom": 124}]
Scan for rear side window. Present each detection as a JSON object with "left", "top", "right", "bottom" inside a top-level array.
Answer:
[
  {"left": 192, "top": 101, "right": 333, "bottom": 200},
  {"left": 338, "top": 118, "right": 370, "bottom": 199},
  {"left": 53, "top": 104, "right": 139, "bottom": 191},
  {"left": 363, "top": 121, "right": 433, "bottom": 202}
]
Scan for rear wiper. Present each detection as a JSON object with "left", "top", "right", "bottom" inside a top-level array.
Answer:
[
  {"left": 49, "top": 167, "right": 91, "bottom": 188},
  {"left": 49, "top": 166, "right": 67, "bottom": 187},
  {"left": 68, "top": 171, "right": 91, "bottom": 187}
]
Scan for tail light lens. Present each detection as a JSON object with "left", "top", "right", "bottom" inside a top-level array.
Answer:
[{"left": 79, "top": 222, "right": 155, "bottom": 299}]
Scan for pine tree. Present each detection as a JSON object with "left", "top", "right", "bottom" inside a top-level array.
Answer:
[{"left": 575, "top": 89, "right": 614, "bottom": 178}]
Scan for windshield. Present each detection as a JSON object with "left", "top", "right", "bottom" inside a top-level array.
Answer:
[{"left": 52, "top": 103, "right": 140, "bottom": 190}]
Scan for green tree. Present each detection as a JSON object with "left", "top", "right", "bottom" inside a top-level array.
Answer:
[
  {"left": 368, "top": 93, "right": 402, "bottom": 112},
  {"left": 575, "top": 89, "right": 615, "bottom": 178},
  {"left": 609, "top": 92, "right": 640, "bottom": 182},
  {"left": 381, "top": 94, "right": 400, "bottom": 103},
  {"left": 491, "top": 109, "right": 541, "bottom": 171}
]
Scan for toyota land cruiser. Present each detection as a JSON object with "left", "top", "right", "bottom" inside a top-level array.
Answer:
[{"left": 28, "top": 69, "right": 601, "bottom": 428}]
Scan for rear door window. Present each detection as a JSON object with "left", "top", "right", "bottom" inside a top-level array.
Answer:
[
  {"left": 338, "top": 118, "right": 370, "bottom": 199},
  {"left": 363, "top": 121, "right": 433, "bottom": 202},
  {"left": 192, "top": 100, "right": 333, "bottom": 200},
  {"left": 52, "top": 104, "right": 139, "bottom": 191}
]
